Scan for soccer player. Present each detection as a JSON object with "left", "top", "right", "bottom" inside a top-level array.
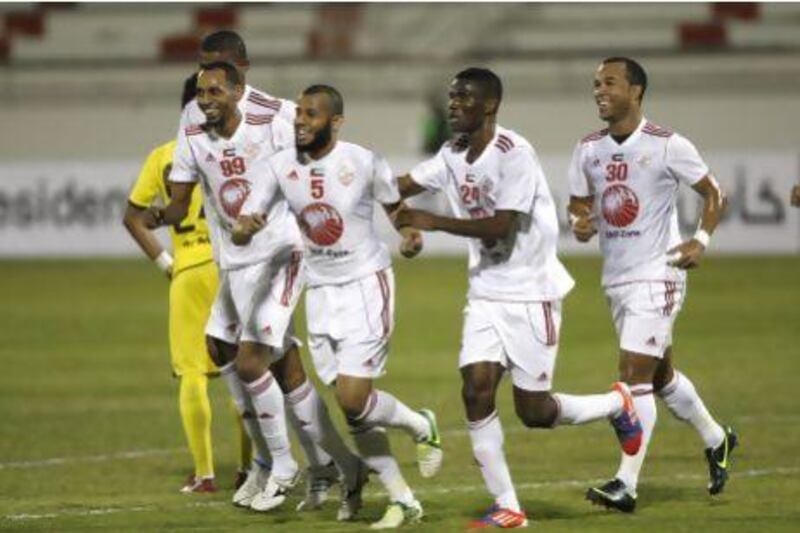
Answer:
[
  {"left": 567, "top": 57, "right": 738, "bottom": 512},
  {"left": 142, "top": 63, "right": 363, "bottom": 515},
  {"left": 179, "top": 30, "right": 356, "bottom": 511},
  {"left": 234, "top": 84, "right": 443, "bottom": 529},
  {"left": 123, "top": 73, "right": 250, "bottom": 494},
  {"left": 392, "top": 67, "right": 643, "bottom": 528}
]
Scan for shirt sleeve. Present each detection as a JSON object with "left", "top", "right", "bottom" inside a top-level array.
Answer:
[
  {"left": 271, "top": 115, "right": 295, "bottom": 153},
  {"left": 169, "top": 126, "right": 199, "bottom": 184},
  {"left": 567, "top": 142, "right": 593, "bottom": 197},
  {"left": 494, "top": 145, "right": 538, "bottom": 214},
  {"left": 409, "top": 150, "right": 447, "bottom": 193},
  {"left": 666, "top": 134, "right": 709, "bottom": 187},
  {"left": 372, "top": 153, "right": 401, "bottom": 205},
  {"left": 128, "top": 145, "right": 164, "bottom": 208},
  {"left": 241, "top": 158, "right": 280, "bottom": 216},
  {"left": 277, "top": 98, "right": 297, "bottom": 124}
]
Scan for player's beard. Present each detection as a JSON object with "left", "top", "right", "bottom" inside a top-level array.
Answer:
[{"left": 297, "top": 121, "right": 333, "bottom": 155}]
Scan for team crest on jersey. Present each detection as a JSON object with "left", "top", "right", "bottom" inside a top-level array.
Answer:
[
  {"left": 218, "top": 178, "right": 251, "bottom": 219},
  {"left": 601, "top": 184, "right": 639, "bottom": 228},
  {"left": 244, "top": 142, "right": 260, "bottom": 159},
  {"left": 298, "top": 202, "right": 344, "bottom": 246},
  {"left": 338, "top": 166, "right": 355, "bottom": 186},
  {"left": 637, "top": 154, "right": 651, "bottom": 167}
]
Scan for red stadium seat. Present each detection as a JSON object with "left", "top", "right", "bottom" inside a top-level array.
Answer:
[
  {"left": 679, "top": 22, "right": 728, "bottom": 49},
  {"left": 195, "top": 7, "right": 238, "bottom": 29},
  {"left": 4, "top": 11, "right": 45, "bottom": 37},
  {"left": 713, "top": 3, "right": 760, "bottom": 21},
  {"left": 160, "top": 34, "right": 201, "bottom": 62}
]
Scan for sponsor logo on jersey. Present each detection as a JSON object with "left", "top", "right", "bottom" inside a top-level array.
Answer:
[
  {"left": 287, "top": 170, "right": 299, "bottom": 181},
  {"left": 298, "top": 202, "right": 344, "bottom": 246},
  {"left": 205, "top": 153, "right": 216, "bottom": 163},
  {"left": 601, "top": 184, "right": 640, "bottom": 228},
  {"left": 218, "top": 178, "right": 251, "bottom": 219}
]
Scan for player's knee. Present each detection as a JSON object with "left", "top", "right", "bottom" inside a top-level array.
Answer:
[
  {"left": 271, "top": 346, "right": 306, "bottom": 393},
  {"left": 234, "top": 345, "right": 271, "bottom": 382},
  {"left": 461, "top": 379, "right": 495, "bottom": 414},
  {"left": 514, "top": 394, "right": 557, "bottom": 428},
  {"left": 336, "top": 389, "right": 369, "bottom": 422}
]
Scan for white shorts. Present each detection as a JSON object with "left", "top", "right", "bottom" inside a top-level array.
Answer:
[
  {"left": 206, "top": 248, "right": 305, "bottom": 351},
  {"left": 459, "top": 298, "right": 561, "bottom": 392},
  {"left": 605, "top": 280, "right": 685, "bottom": 357},
  {"left": 305, "top": 268, "right": 394, "bottom": 385}
]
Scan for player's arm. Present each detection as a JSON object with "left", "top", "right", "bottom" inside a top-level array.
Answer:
[
  {"left": 141, "top": 182, "right": 196, "bottom": 229},
  {"left": 232, "top": 213, "right": 266, "bottom": 246},
  {"left": 567, "top": 195, "right": 597, "bottom": 242},
  {"left": 232, "top": 159, "right": 279, "bottom": 246},
  {"left": 394, "top": 205, "right": 518, "bottom": 240},
  {"left": 123, "top": 203, "right": 174, "bottom": 278},
  {"left": 396, "top": 174, "right": 427, "bottom": 200},
  {"left": 667, "top": 175, "right": 726, "bottom": 269}
]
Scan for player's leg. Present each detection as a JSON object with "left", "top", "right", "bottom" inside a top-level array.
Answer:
[
  {"left": 336, "top": 374, "right": 423, "bottom": 529},
  {"left": 506, "top": 300, "right": 641, "bottom": 453},
  {"left": 654, "top": 348, "right": 737, "bottom": 494},
  {"left": 459, "top": 299, "right": 526, "bottom": 528},
  {"left": 272, "top": 343, "right": 363, "bottom": 512},
  {"left": 586, "top": 282, "right": 669, "bottom": 512},
  {"left": 169, "top": 263, "right": 218, "bottom": 493}
]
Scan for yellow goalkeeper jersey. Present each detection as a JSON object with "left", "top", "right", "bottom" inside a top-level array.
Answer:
[{"left": 128, "top": 139, "right": 213, "bottom": 274}]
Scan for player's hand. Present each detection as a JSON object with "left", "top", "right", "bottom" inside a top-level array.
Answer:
[
  {"left": 570, "top": 212, "right": 597, "bottom": 242},
  {"left": 393, "top": 207, "right": 438, "bottom": 231},
  {"left": 142, "top": 206, "right": 164, "bottom": 229},
  {"left": 791, "top": 185, "right": 800, "bottom": 207},
  {"left": 666, "top": 239, "right": 705, "bottom": 269},
  {"left": 399, "top": 229, "right": 423, "bottom": 258},
  {"left": 237, "top": 213, "right": 267, "bottom": 235}
]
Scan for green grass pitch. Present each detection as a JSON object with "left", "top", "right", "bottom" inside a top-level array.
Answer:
[{"left": 0, "top": 256, "right": 798, "bottom": 531}]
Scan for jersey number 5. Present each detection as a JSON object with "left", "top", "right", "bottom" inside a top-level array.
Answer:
[
  {"left": 220, "top": 157, "right": 246, "bottom": 177},
  {"left": 311, "top": 178, "right": 324, "bottom": 199}
]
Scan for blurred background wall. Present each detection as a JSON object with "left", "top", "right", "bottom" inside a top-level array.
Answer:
[{"left": 0, "top": 2, "right": 798, "bottom": 255}]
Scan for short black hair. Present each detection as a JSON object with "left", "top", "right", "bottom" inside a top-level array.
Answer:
[
  {"left": 602, "top": 56, "right": 648, "bottom": 101},
  {"left": 199, "top": 61, "right": 244, "bottom": 88},
  {"left": 454, "top": 67, "right": 503, "bottom": 104},
  {"left": 302, "top": 84, "right": 344, "bottom": 115},
  {"left": 200, "top": 30, "right": 248, "bottom": 62},
  {"left": 181, "top": 72, "right": 198, "bottom": 110}
]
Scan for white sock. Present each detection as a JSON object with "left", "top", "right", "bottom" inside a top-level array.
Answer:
[
  {"left": 350, "top": 426, "right": 415, "bottom": 505},
  {"left": 468, "top": 412, "right": 520, "bottom": 513},
  {"left": 658, "top": 371, "right": 725, "bottom": 449},
  {"left": 553, "top": 391, "right": 623, "bottom": 425},
  {"left": 220, "top": 363, "right": 271, "bottom": 467},
  {"left": 357, "top": 389, "right": 430, "bottom": 441},
  {"left": 286, "top": 379, "right": 361, "bottom": 486},
  {"left": 615, "top": 384, "right": 657, "bottom": 494},
  {"left": 244, "top": 370, "right": 297, "bottom": 479}
]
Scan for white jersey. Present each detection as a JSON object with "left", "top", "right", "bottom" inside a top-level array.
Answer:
[
  {"left": 179, "top": 84, "right": 295, "bottom": 131},
  {"left": 410, "top": 125, "right": 574, "bottom": 302},
  {"left": 567, "top": 117, "right": 709, "bottom": 287},
  {"left": 170, "top": 112, "right": 302, "bottom": 270},
  {"left": 241, "top": 141, "right": 399, "bottom": 286}
]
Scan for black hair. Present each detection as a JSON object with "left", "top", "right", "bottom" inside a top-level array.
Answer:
[
  {"left": 181, "top": 72, "right": 198, "bottom": 109},
  {"left": 199, "top": 61, "right": 244, "bottom": 88},
  {"left": 200, "top": 30, "right": 248, "bottom": 62},
  {"left": 302, "top": 84, "right": 344, "bottom": 115},
  {"left": 454, "top": 67, "right": 503, "bottom": 104},
  {"left": 602, "top": 57, "right": 648, "bottom": 101}
]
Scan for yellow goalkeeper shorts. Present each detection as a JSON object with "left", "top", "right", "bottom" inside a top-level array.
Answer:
[{"left": 169, "top": 260, "right": 219, "bottom": 376}]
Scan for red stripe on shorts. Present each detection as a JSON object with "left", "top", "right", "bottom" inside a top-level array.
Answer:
[
  {"left": 541, "top": 302, "right": 556, "bottom": 346},
  {"left": 280, "top": 251, "right": 302, "bottom": 306},
  {"left": 376, "top": 270, "right": 391, "bottom": 337}
]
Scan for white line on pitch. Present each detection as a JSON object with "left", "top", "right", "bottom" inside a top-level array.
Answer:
[
  {"left": 4, "top": 465, "right": 799, "bottom": 523},
  {"left": 0, "top": 448, "right": 184, "bottom": 470}
]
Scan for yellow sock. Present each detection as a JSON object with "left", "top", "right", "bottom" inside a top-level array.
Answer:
[
  {"left": 179, "top": 373, "right": 214, "bottom": 478},
  {"left": 231, "top": 399, "right": 253, "bottom": 470}
]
